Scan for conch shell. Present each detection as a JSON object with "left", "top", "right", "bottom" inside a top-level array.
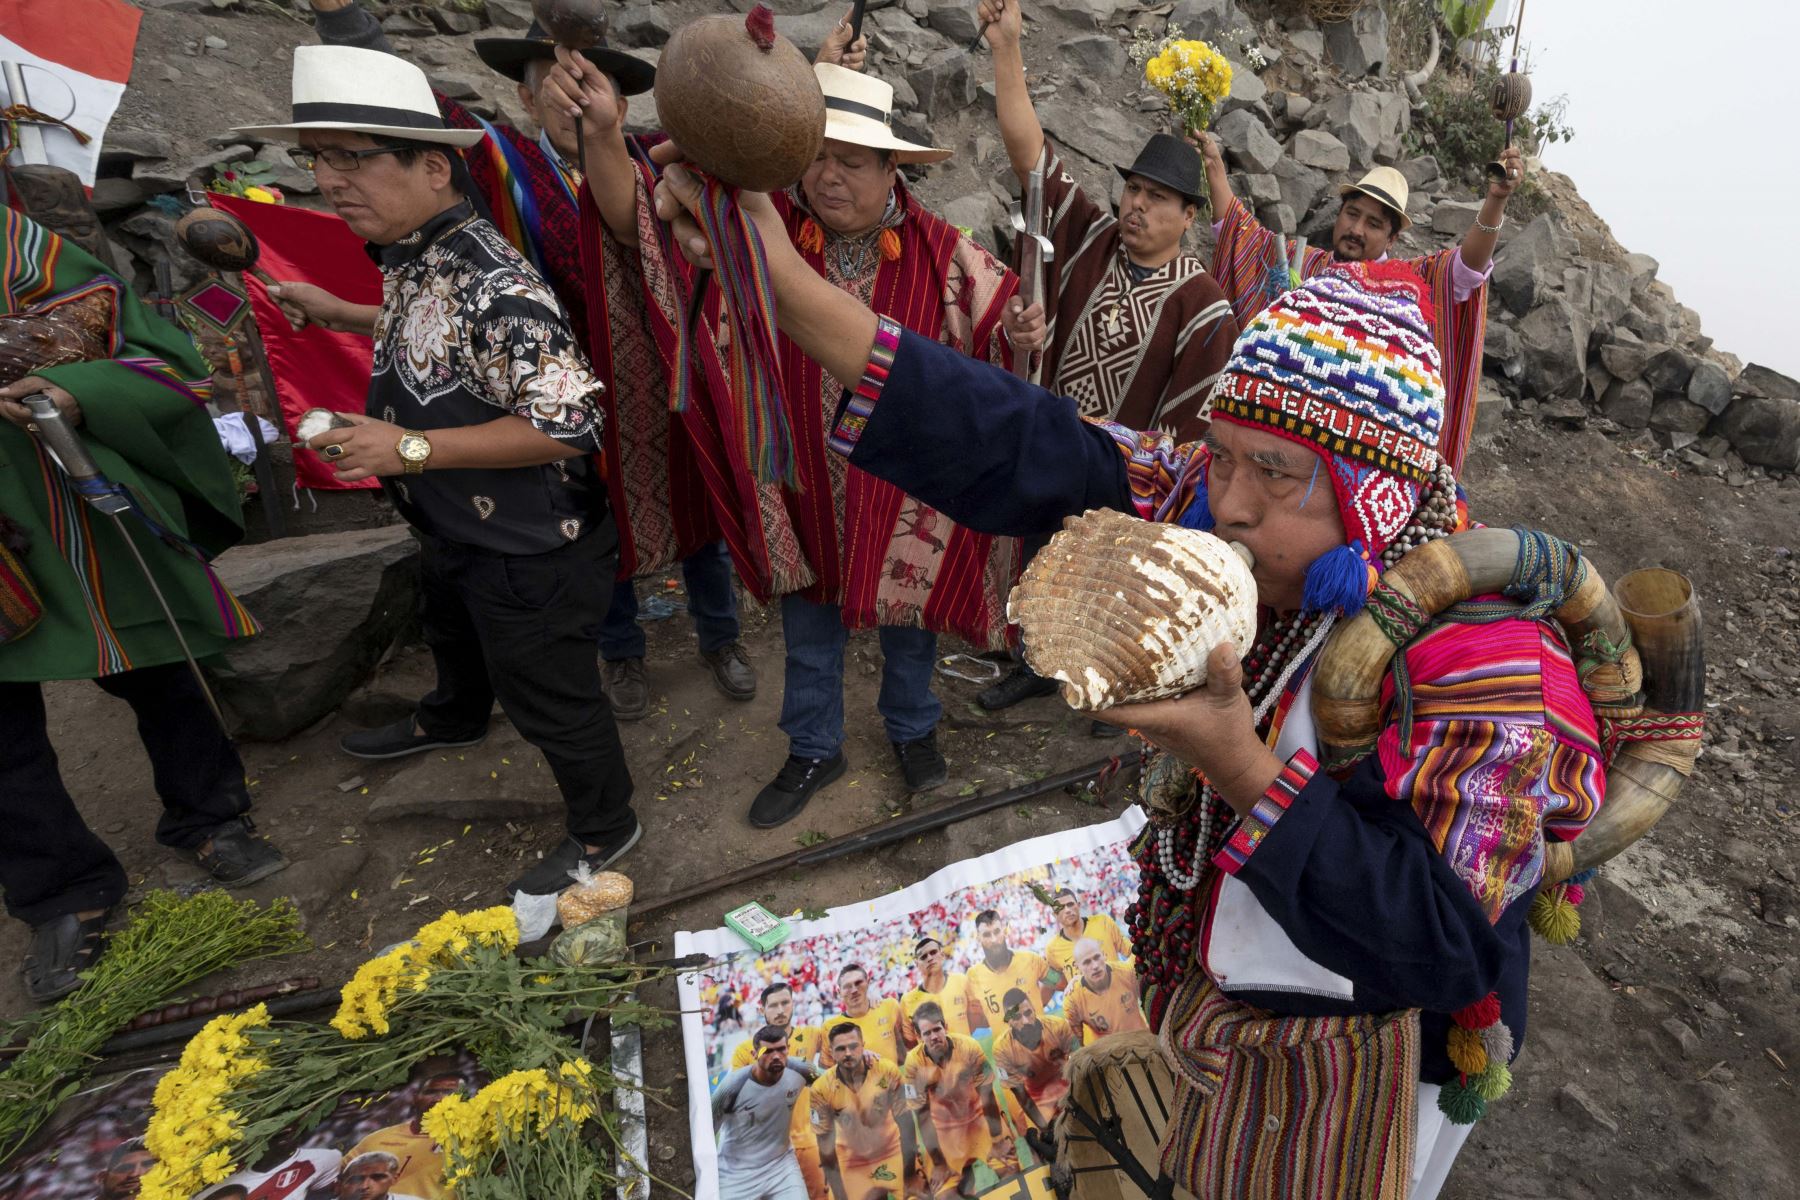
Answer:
[{"left": 1007, "top": 509, "right": 1258, "bottom": 711}]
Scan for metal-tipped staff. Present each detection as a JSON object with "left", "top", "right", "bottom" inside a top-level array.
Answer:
[{"left": 19, "top": 392, "right": 230, "bottom": 734}]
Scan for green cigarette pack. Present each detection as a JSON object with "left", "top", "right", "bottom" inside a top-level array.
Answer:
[{"left": 724, "top": 901, "right": 790, "bottom": 953}]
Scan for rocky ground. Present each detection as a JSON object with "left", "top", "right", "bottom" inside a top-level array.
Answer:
[{"left": 9, "top": 0, "right": 1798, "bottom": 1195}]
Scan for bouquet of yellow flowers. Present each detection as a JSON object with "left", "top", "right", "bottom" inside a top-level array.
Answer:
[
  {"left": 135, "top": 906, "right": 669, "bottom": 1200},
  {"left": 1140, "top": 36, "right": 1234, "bottom": 134}
]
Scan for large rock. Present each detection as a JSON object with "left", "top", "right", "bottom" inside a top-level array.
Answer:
[
  {"left": 615, "top": 4, "right": 675, "bottom": 47},
  {"left": 1038, "top": 96, "right": 1150, "bottom": 171},
  {"left": 1272, "top": 157, "right": 1330, "bottom": 222},
  {"left": 1040, "top": 0, "right": 1120, "bottom": 28},
  {"left": 1586, "top": 261, "right": 1633, "bottom": 327},
  {"left": 1397, "top": 154, "right": 1441, "bottom": 192},
  {"left": 781, "top": 8, "right": 861, "bottom": 61},
  {"left": 1491, "top": 213, "right": 1569, "bottom": 317},
  {"left": 1291, "top": 128, "right": 1351, "bottom": 172},
  {"left": 1064, "top": 33, "right": 1129, "bottom": 78},
  {"left": 906, "top": 51, "right": 976, "bottom": 120},
  {"left": 1717, "top": 395, "right": 1800, "bottom": 471},
  {"left": 1644, "top": 345, "right": 1696, "bottom": 393},
  {"left": 1216, "top": 109, "right": 1282, "bottom": 174},
  {"left": 1650, "top": 396, "right": 1711, "bottom": 435},
  {"left": 1430, "top": 200, "right": 1483, "bottom": 238},
  {"left": 1515, "top": 296, "right": 1589, "bottom": 400},
  {"left": 1599, "top": 330, "right": 1658, "bottom": 382},
  {"left": 1167, "top": 0, "right": 1249, "bottom": 41},
  {"left": 99, "top": 128, "right": 173, "bottom": 165},
  {"left": 1322, "top": 4, "right": 1389, "bottom": 78},
  {"left": 1218, "top": 60, "right": 1269, "bottom": 117},
  {"left": 1687, "top": 360, "right": 1734, "bottom": 416},
  {"left": 925, "top": 3, "right": 982, "bottom": 42},
  {"left": 939, "top": 193, "right": 1008, "bottom": 251},
  {"left": 1319, "top": 92, "right": 1407, "bottom": 169},
  {"left": 208, "top": 526, "right": 421, "bottom": 741},
  {"left": 1600, "top": 378, "right": 1654, "bottom": 429},
  {"left": 1735, "top": 363, "right": 1800, "bottom": 400},
  {"left": 1623, "top": 251, "right": 1659, "bottom": 293},
  {"left": 1233, "top": 170, "right": 1282, "bottom": 206}
]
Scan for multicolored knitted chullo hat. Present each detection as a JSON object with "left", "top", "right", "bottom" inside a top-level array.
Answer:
[{"left": 1186, "top": 259, "right": 1450, "bottom": 614}]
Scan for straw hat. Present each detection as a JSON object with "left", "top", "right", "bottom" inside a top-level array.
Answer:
[
  {"left": 235, "top": 45, "right": 483, "bottom": 148},
  {"left": 815, "top": 63, "right": 950, "bottom": 165},
  {"left": 1336, "top": 165, "right": 1412, "bottom": 231}
]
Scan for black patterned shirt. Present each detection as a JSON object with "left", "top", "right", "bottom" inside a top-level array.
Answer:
[{"left": 368, "top": 201, "right": 606, "bottom": 555}]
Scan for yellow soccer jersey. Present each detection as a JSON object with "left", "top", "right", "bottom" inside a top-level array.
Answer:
[
  {"left": 901, "top": 1035, "right": 994, "bottom": 1130},
  {"left": 730, "top": 1023, "right": 825, "bottom": 1070},
  {"left": 992, "top": 1014, "right": 1078, "bottom": 1106},
  {"left": 346, "top": 1122, "right": 445, "bottom": 1200},
  {"left": 809, "top": 1059, "right": 906, "bottom": 1167},
  {"left": 1063, "top": 963, "right": 1148, "bottom": 1044},
  {"left": 900, "top": 973, "right": 976, "bottom": 1044},
  {"left": 823, "top": 997, "right": 904, "bottom": 1062},
  {"left": 966, "top": 951, "right": 1054, "bottom": 1026},
  {"left": 1044, "top": 914, "right": 1133, "bottom": 983}
]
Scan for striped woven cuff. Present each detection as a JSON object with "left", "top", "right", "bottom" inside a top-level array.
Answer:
[
  {"left": 1214, "top": 748, "right": 1316, "bottom": 875},
  {"left": 828, "top": 315, "right": 904, "bottom": 457}
]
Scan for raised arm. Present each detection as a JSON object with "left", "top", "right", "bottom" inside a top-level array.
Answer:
[
  {"left": 1197, "top": 133, "right": 1236, "bottom": 229},
  {"left": 1456, "top": 145, "right": 1525, "bottom": 275},
  {"left": 978, "top": 0, "right": 1044, "bottom": 180},
  {"left": 544, "top": 48, "right": 640, "bottom": 249}
]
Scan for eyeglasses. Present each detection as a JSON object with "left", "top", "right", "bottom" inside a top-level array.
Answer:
[{"left": 287, "top": 145, "right": 409, "bottom": 173}]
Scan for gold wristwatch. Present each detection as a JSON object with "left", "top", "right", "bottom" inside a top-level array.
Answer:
[{"left": 396, "top": 430, "right": 432, "bottom": 475}]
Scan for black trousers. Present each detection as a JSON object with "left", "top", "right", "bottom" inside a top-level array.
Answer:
[
  {"left": 0, "top": 661, "right": 251, "bottom": 924},
  {"left": 413, "top": 528, "right": 635, "bottom": 845}
]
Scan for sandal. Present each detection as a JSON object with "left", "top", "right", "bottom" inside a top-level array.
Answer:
[{"left": 22, "top": 909, "right": 111, "bottom": 1003}]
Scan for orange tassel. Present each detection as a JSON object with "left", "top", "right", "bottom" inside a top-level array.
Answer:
[
  {"left": 797, "top": 218, "right": 824, "bottom": 255},
  {"left": 1446, "top": 1024, "right": 1488, "bottom": 1076},
  {"left": 879, "top": 227, "right": 902, "bottom": 262}
]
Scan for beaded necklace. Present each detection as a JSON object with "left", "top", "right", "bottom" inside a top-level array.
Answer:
[{"left": 1127, "top": 463, "right": 1464, "bottom": 1026}]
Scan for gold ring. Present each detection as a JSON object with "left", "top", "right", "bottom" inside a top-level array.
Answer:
[{"left": 323, "top": 443, "right": 345, "bottom": 459}]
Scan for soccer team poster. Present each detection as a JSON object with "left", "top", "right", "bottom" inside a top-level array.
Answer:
[{"left": 676, "top": 807, "right": 1148, "bottom": 1200}]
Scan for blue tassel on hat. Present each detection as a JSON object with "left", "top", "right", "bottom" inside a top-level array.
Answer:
[{"left": 1302, "top": 539, "right": 1379, "bottom": 614}]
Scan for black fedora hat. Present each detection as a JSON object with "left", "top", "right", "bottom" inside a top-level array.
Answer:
[
  {"left": 474, "top": 21, "right": 656, "bottom": 96},
  {"left": 1114, "top": 132, "right": 1203, "bottom": 204}
]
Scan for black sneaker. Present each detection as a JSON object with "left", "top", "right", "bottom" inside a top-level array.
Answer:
[
  {"left": 340, "top": 715, "right": 487, "bottom": 760},
  {"left": 749, "top": 751, "right": 846, "bottom": 829},
  {"left": 893, "top": 734, "right": 948, "bottom": 792},
  {"left": 507, "top": 820, "right": 643, "bottom": 896},
  {"left": 196, "top": 816, "right": 289, "bottom": 887},
  {"left": 977, "top": 665, "right": 1058, "bottom": 711}
]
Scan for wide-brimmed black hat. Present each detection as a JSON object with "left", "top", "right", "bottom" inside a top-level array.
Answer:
[
  {"left": 1115, "top": 132, "right": 1203, "bottom": 204},
  {"left": 474, "top": 21, "right": 656, "bottom": 96}
]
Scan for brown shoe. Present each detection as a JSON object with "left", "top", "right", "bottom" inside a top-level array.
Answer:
[
  {"left": 602, "top": 657, "right": 651, "bottom": 721},
  {"left": 701, "top": 643, "right": 757, "bottom": 701}
]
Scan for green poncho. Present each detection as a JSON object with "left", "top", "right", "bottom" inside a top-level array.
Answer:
[{"left": 0, "top": 208, "right": 259, "bottom": 683}]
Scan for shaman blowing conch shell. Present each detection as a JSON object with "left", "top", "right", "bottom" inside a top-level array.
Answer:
[{"left": 1006, "top": 509, "right": 1259, "bottom": 711}]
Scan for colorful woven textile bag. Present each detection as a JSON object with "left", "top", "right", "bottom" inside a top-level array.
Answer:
[{"left": 0, "top": 531, "right": 42, "bottom": 643}]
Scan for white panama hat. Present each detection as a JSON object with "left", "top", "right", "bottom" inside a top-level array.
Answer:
[
  {"left": 234, "top": 45, "right": 483, "bottom": 149},
  {"left": 815, "top": 63, "right": 950, "bottom": 165}
]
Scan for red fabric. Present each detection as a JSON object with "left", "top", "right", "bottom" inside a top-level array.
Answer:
[
  {"left": 216, "top": 194, "right": 382, "bottom": 492},
  {"left": 776, "top": 188, "right": 1019, "bottom": 644}
]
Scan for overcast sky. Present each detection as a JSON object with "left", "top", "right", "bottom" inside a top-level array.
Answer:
[{"left": 1521, "top": 1, "right": 1799, "bottom": 377}]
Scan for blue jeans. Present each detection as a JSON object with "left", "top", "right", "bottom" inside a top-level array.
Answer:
[
  {"left": 778, "top": 592, "right": 941, "bottom": 760},
  {"left": 599, "top": 540, "right": 740, "bottom": 661}
]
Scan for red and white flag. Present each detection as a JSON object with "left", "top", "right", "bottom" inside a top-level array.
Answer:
[{"left": 0, "top": 0, "right": 140, "bottom": 185}]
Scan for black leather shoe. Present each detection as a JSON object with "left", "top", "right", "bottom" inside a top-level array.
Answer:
[
  {"left": 197, "top": 816, "right": 289, "bottom": 887},
  {"left": 701, "top": 643, "right": 757, "bottom": 701},
  {"left": 603, "top": 658, "right": 651, "bottom": 722},
  {"left": 340, "top": 715, "right": 487, "bottom": 760},
  {"left": 893, "top": 734, "right": 948, "bottom": 792},
  {"left": 749, "top": 751, "right": 846, "bottom": 829},
  {"left": 507, "top": 820, "right": 643, "bottom": 896},
  {"left": 23, "top": 909, "right": 110, "bottom": 1003},
  {"left": 977, "top": 665, "right": 1058, "bottom": 711}
]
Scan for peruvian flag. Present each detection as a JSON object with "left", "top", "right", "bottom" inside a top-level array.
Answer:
[{"left": 0, "top": 0, "right": 140, "bottom": 185}]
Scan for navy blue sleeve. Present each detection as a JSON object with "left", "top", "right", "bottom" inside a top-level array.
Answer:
[
  {"left": 1227, "top": 754, "right": 1522, "bottom": 1016},
  {"left": 833, "top": 328, "right": 1136, "bottom": 538}
]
